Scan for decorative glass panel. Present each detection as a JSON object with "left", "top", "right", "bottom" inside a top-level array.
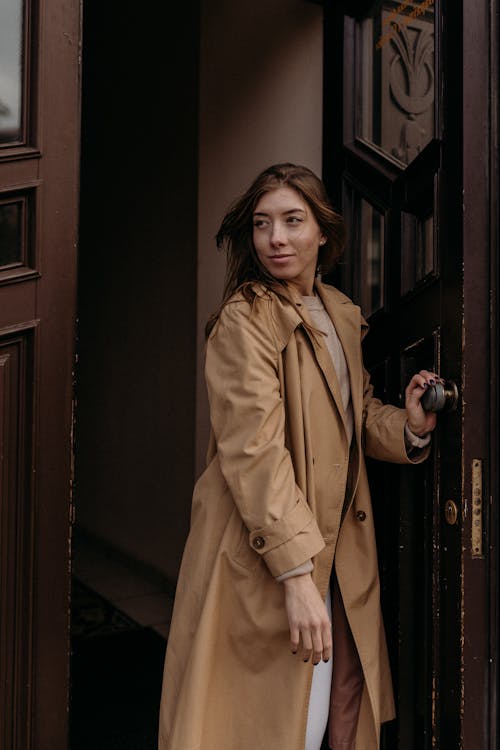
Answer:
[
  {"left": 0, "top": 201, "right": 23, "bottom": 266},
  {"left": 401, "top": 211, "right": 434, "bottom": 294},
  {"left": 357, "top": 1, "right": 435, "bottom": 165},
  {"left": 359, "top": 198, "right": 385, "bottom": 316},
  {"left": 0, "top": 0, "right": 24, "bottom": 143}
]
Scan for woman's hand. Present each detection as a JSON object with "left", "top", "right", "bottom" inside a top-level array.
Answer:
[
  {"left": 283, "top": 574, "right": 332, "bottom": 665},
  {"left": 405, "top": 369, "right": 439, "bottom": 436}
]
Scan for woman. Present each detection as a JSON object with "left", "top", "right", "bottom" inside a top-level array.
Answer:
[{"left": 158, "top": 163, "right": 437, "bottom": 750}]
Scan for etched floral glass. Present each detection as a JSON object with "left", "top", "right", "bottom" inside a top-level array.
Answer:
[{"left": 357, "top": 1, "right": 435, "bottom": 165}]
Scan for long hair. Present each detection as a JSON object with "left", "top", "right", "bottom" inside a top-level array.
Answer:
[{"left": 206, "top": 163, "right": 345, "bottom": 337}]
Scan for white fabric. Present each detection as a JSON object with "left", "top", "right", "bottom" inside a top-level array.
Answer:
[
  {"left": 404, "top": 422, "right": 431, "bottom": 448},
  {"left": 305, "top": 587, "right": 333, "bottom": 750}
]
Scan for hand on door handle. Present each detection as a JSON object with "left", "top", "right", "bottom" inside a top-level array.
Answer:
[{"left": 420, "top": 380, "right": 458, "bottom": 412}]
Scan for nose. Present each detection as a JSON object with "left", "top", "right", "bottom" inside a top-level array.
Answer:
[{"left": 270, "top": 222, "right": 286, "bottom": 248}]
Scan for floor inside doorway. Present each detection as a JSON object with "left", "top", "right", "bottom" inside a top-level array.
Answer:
[{"left": 70, "top": 535, "right": 175, "bottom": 750}]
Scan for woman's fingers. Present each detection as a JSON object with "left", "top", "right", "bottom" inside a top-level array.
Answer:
[
  {"left": 406, "top": 369, "right": 443, "bottom": 398},
  {"left": 301, "top": 629, "right": 313, "bottom": 663},
  {"left": 290, "top": 623, "right": 300, "bottom": 655},
  {"left": 283, "top": 574, "right": 332, "bottom": 665},
  {"left": 310, "top": 624, "right": 324, "bottom": 665},
  {"left": 299, "top": 621, "right": 329, "bottom": 664},
  {"left": 405, "top": 369, "right": 438, "bottom": 435},
  {"left": 321, "top": 621, "right": 333, "bottom": 663}
]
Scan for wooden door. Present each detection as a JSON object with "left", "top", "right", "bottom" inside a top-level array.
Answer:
[
  {"left": 0, "top": 0, "right": 80, "bottom": 747},
  {"left": 324, "top": 1, "right": 497, "bottom": 748}
]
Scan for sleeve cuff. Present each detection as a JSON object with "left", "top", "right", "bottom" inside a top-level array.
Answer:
[
  {"left": 247, "top": 498, "right": 326, "bottom": 578},
  {"left": 405, "top": 422, "right": 432, "bottom": 449},
  {"left": 275, "top": 559, "right": 314, "bottom": 582}
]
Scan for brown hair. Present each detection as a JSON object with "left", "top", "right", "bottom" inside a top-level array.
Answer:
[{"left": 206, "top": 162, "right": 345, "bottom": 337}]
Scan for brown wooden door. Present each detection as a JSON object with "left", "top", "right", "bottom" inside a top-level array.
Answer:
[
  {"left": 324, "top": 1, "right": 497, "bottom": 748},
  {"left": 0, "top": 1, "right": 80, "bottom": 747}
]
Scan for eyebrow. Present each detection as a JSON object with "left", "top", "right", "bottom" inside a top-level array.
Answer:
[{"left": 253, "top": 208, "right": 306, "bottom": 217}]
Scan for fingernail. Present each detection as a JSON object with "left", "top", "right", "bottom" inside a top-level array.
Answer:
[
  {"left": 303, "top": 658, "right": 309, "bottom": 663},
  {"left": 423, "top": 383, "right": 429, "bottom": 388},
  {"left": 313, "top": 661, "right": 320, "bottom": 666},
  {"left": 429, "top": 379, "right": 435, "bottom": 384},
  {"left": 291, "top": 650, "right": 297, "bottom": 655},
  {"left": 323, "top": 658, "right": 330, "bottom": 663}
]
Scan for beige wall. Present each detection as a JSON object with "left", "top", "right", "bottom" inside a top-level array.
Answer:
[{"left": 196, "top": 0, "right": 324, "bottom": 475}]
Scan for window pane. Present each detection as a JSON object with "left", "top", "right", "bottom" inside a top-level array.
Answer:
[
  {"left": 0, "top": 0, "right": 24, "bottom": 143},
  {"left": 357, "top": 1, "right": 435, "bottom": 165},
  {"left": 401, "top": 211, "right": 434, "bottom": 294},
  {"left": 360, "top": 198, "right": 385, "bottom": 316},
  {"left": 0, "top": 202, "right": 22, "bottom": 266}
]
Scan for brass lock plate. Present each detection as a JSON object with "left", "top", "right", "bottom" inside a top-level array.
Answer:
[
  {"left": 471, "top": 459, "right": 483, "bottom": 557},
  {"left": 444, "top": 499, "right": 458, "bottom": 525}
]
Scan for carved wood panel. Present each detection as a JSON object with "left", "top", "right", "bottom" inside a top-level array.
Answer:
[
  {"left": 0, "top": 324, "right": 36, "bottom": 749},
  {"left": 357, "top": 1, "right": 435, "bottom": 165}
]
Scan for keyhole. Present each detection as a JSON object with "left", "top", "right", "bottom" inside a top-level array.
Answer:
[{"left": 444, "top": 499, "right": 458, "bottom": 525}]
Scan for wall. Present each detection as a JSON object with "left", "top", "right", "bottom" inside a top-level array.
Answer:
[
  {"left": 75, "top": 1, "right": 199, "bottom": 583},
  {"left": 196, "top": 0, "right": 324, "bottom": 475}
]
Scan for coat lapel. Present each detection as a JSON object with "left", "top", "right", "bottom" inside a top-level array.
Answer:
[
  {"left": 314, "top": 280, "right": 364, "bottom": 444},
  {"left": 297, "top": 303, "right": 351, "bottom": 441},
  {"left": 259, "top": 280, "right": 364, "bottom": 445}
]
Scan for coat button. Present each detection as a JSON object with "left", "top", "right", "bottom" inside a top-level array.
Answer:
[
  {"left": 356, "top": 510, "right": 367, "bottom": 522},
  {"left": 252, "top": 536, "right": 265, "bottom": 550}
]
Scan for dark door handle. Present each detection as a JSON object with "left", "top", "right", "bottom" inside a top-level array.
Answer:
[{"left": 421, "top": 379, "right": 459, "bottom": 412}]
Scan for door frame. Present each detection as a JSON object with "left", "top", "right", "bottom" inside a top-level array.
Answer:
[
  {"left": 0, "top": 0, "right": 81, "bottom": 747},
  {"left": 461, "top": 1, "right": 498, "bottom": 747}
]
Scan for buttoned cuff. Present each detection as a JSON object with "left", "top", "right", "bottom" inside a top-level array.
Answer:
[
  {"left": 275, "top": 559, "right": 314, "bottom": 582},
  {"left": 248, "top": 498, "right": 326, "bottom": 578}
]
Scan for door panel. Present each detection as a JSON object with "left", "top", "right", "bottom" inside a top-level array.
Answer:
[
  {"left": 324, "top": 1, "right": 497, "bottom": 748},
  {"left": 0, "top": 0, "right": 80, "bottom": 747},
  {"left": 0, "top": 325, "right": 36, "bottom": 749}
]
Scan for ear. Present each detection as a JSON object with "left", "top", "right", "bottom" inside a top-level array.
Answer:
[{"left": 319, "top": 236, "right": 327, "bottom": 246}]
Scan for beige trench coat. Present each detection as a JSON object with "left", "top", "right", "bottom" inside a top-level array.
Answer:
[{"left": 158, "top": 280, "right": 429, "bottom": 750}]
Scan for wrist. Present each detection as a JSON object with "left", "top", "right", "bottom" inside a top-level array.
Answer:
[
  {"left": 405, "top": 422, "right": 432, "bottom": 448},
  {"left": 408, "top": 426, "right": 429, "bottom": 438},
  {"left": 405, "top": 419, "right": 428, "bottom": 438},
  {"left": 282, "top": 572, "right": 312, "bottom": 588}
]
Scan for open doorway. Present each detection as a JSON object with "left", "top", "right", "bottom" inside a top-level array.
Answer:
[
  {"left": 70, "top": 0, "right": 327, "bottom": 746},
  {"left": 70, "top": 1, "right": 199, "bottom": 746}
]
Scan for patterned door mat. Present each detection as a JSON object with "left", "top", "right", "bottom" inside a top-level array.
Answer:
[
  {"left": 70, "top": 578, "right": 166, "bottom": 750},
  {"left": 71, "top": 578, "right": 141, "bottom": 638}
]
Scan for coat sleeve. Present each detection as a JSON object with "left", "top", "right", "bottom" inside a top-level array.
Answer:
[
  {"left": 360, "top": 320, "right": 430, "bottom": 465},
  {"left": 205, "top": 298, "right": 326, "bottom": 578}
]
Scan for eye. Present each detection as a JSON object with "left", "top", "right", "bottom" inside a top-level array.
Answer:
[
  {"left": 287, "top": 216, "right": 303, "bottom": 225},
  {"left": 253, "top": 218, "right": 269, "bottom": 228}
]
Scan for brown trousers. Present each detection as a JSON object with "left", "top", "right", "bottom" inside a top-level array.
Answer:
[{"left": 327, "top": 572, "right": 365, "bottom": 750}]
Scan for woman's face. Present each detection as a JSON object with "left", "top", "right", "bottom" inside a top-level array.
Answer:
[{"left": 252, "top": 186, "right": 325, "bottom": 296}]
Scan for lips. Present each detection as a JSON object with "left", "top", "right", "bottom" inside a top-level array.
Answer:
[{"left": 269, "top": 254, "right": 294, "bottom": 263}]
